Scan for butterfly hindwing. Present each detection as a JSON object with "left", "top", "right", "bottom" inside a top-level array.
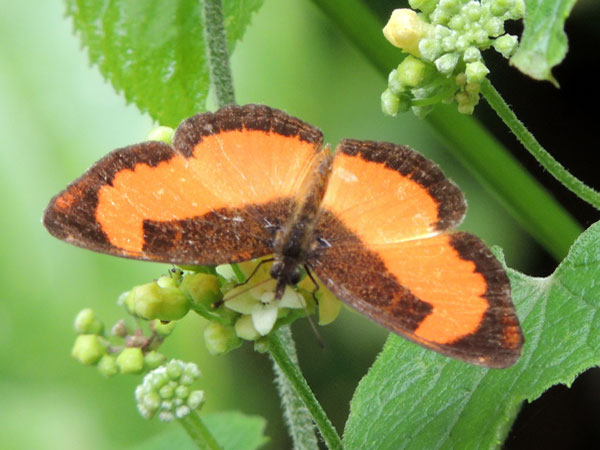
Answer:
[
  {"left": 44, "top": 105, "right": 323, "bottom": 265},
  {"left": 311, "top": 140, "right": 522, "bottom": 367}
]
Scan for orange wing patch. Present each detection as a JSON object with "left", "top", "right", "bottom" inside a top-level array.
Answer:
[
  {"left": 373, "top": 234, "right": 488, "bottom": 344},
  {"left": 97, "top": 129, "right": 317, "bottom": 253}
]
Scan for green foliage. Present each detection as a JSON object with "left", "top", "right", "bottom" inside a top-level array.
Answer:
[
  {"left": 133, "top": 411, "right": 269, "bottom": 450},
  {"left": 64, "top": 0, "right": 264, "bottom": 126},
  {"left": 343, "top": 221, "right": 600, "bottom": 449},
  {"left": 510, "top": 0, "right": 577, "bottom": 85}
]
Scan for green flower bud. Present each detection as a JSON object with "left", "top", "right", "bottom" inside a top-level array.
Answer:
[
  {"left": 254, "top": 337, "right": 270, "bottom": 354},
  {"left": 144, "top": 351, "right": 166, "bottom": 370},
  {"left": 180, "top": 272, "right": 222, "bottom": 309},
  {"left": 397, "top": 56, "right": 429, "bottom": 87},
  {"left": 146, "top": 126, "right": 175, "bottom": 144},
  {"left": 430, "top": 8, "right": 451, "bottom": 25},
  {"left": 435, "top": 52, "right": 459, "bottom": 75},
  {"left": 98, "top": 354, "right": 118, "bottom": 377},
  {"left": 130, "top": 281, "right": 190, "bottom": 321},
  {"left": 465, "top": 60, "right": 490, "bottom": 82},
  {"left": 411, "top": 104, "right": 434, "bottom": 118},
  {"left": 463, "top": 46, "right": 481, "bottom": 62},
  {"left": 72, "top": 334, "right": 106, "bottom": 365},
  {"left": 462, "top": 1, "right": 482, "bottom": 21},
  {"left": 448, "top": 15, "right": 466, "bottom": 31},
  {"left": 455, "top": 72, "right": 468, "bottom": 86},
  {"left": 74, "top": 308, "right": 104, "bottom": 335},
  {"left": 151, "top": 319, "right": 177, "bottom": 337},
  {"left": 418, "top": 38, "right": 443, "bottom": 61},
  {"left": 235, "top": 314, "right": 261, "bottom": 341},
  {"left": 159, "top": 382, "right": 176, "bottom": 399},
  {"left": 439, "top": 0, "right": 460, "bottom": 14},
  {"left": 493, "top": 34, "right": 518, "bottom": 58},
  {"left": 509, "top": 0, "right": 525, "bottom": 19},
  {"left": 175, "top": 385, "right": 189, "bottom": 399},
  {"left": 383, "top": 9, "right": 431, "bottom": 57},
  {"left": 388, "top": 69, "right": 404, "bottom": 95},
  {"left": 116, "top": 347, "right": 144, "bottom": 374},
  {"left": 441, "top": 35, "right": 457, "bottom": 52},
  {"left": 455, "top": 35, "right": 470, "bottom": 52},
  {"left": 381, "top": 89, "right": 400, "bottom": 117},
  {"left": 156, "top": 275, "right": 179, "bottom": 289},
  {"left": 203, "top": 322, "right": 243, "bottom": 355},
  {"left": 471, "top": 28, "right": 489, "bottom": 45},
  {"left": 166, "top": 359, "right": 184, "bottom": 380},
  {"left": 490, "top": 0, "right": 514, "bottom": 16},
  {"left": 409, "top": 0, "right": 438, "bottom": 15},
  {"left": 484, "top": 17, "right": 504, "bottom": 37}
]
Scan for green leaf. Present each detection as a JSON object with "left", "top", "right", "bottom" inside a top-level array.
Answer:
[
  {"left": 510, "top": 0, "right": 577, "bottom": 85},
  {"left": 133, "top": 411, "right": 269, "bottom": 450},
  {"left": 65, "top": 0, "right": 263, "bottom": 127},
  {"left": 203, "top": 411, "right": 270, "bottom": 450},
  {"left": 343, "top": 221, "right": 600, "bottom": 449}
]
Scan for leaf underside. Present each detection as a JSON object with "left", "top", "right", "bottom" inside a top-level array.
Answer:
[
  {"left": 510, "top": 0, "right": 577, "bottom": 85},
  {"left": 344, "top": 221, "right": 600, "bottom": 449}
]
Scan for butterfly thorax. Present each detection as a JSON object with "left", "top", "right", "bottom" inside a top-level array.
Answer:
[{"left": 270, "top": 149, "right": 334, "bottom": 299}]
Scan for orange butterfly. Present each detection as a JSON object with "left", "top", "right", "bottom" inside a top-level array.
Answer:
[{"left": 44, "top": 104, "right": 522, "bottom": 367}]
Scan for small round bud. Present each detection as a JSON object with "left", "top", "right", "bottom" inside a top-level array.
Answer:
[
  {"left": 235, "top": 314, "right": 261, "bottom": 341},
  {"left": 409, "top": 0, "right": 438, "bottom": 15},
  {"left": 180, "top": 273, "right": 222, "bottom": 310},
  {"left": 204, "top": 322, "right": 243, "bottom": 355},
  {"left": 509, "top": 0, "right": 525, "bottom": 19},
  {"left": 187, "top": 390, "right": 205, "bottom": 409},
  {"left": 130, "top": 281, "right": 190, "bottom": 321},
  {"left": 144, "top": 350, "right": 166, "bottom": 370},
  {"left": 74, "top": 308, "right": 104, "bottom": 335},
  {"left": 435, "top": 53, "right": 459, "bottom": 75},
  {"left": 439, "top": 0, "right": 460, "bottom": 15},
  {"left": 381, "top": 89, "right": 400, "bottom": 117},
  {"left": 455, "top": 72, "right": 467, "bottom": 86},
  {"left": 463, "top": 1, "right": 482, "bottom": 21},
  {"left": 448, "top": 15, "right": 466, "bottom": 31},
  {"left": 397, "top": 56, "right": 429, "bottom": 87},
  {"left": 175, "top": 385, "right": 190, "bottom": 399},
  {"left": 465, "top": 60, "right": 490, "bottom": 82},
  {"left": 493, "top": 34, "right": 518, "bottom": 58},
  {"left": 72, "top": 334, "right": 106, "bottom": 365},
  {"left": 463, "top": 46, "right": 481, "bottom": 62},
  {"left": 98, "top": 354, "right": 118, "bottom": 377},
  {"left": 159, "top": 382, "right": 175, "bottom": 399},
  {"left": 484, "top": 17, "right": 504, "bottom": 37},
  {"left": 317, "top": 289, "right": 343, "bottom": 326},
  {"left": 388, "top": 69, "right": 404, "bottom": 95},
  {"left": 418, "top": 38, "right": 443, "bottom": 61},
  {"left": 151, "top": 319, "right": 177, "bottom": 337},
  {"left": 490, "top": 0, "right": 514, "bottom": 16},
  {"left": 383, "top": 9, "right": 430, "bottom": 57},
  {"left": 146, "top": 126, "right": 175, "bottom": 144},
  {"left": 254, "top": 337, "right": 270, "bottom": 354},
  {"left": 429, "top": 8, "right": 451, "bottom": 25},
  {"left": 116, "top": 347, "right": 144, "bottom": 374}
]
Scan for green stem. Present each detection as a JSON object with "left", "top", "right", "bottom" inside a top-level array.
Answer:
[
  {"left": 269, "top": 326, "right": 320, "bottom": 450},
  {"left": 201, "top": 0, "right": 235, "bottom": 107},
  {"left": 179, "top": 411, "right": 223, "bottom": 450},
  {"left": 481, "top": 79, "right": 600, "bottom": 210},
  {"left": 269, "top": 329, "right": 343, "bottom": 450},
  {"left": 309, "top": 0, "right": 582, "bottom": 259}
]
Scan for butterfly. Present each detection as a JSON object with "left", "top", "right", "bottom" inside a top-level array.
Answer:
[{"left": 43, "top": 104, "right": 523, "bottom": 367}]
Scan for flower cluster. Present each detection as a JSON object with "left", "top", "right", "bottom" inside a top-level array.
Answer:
[
  {"left": 72, "top": 258, "right": 343, "bottom": 369},
  {"left": 382, "top": 0, "right": 524, "bottom": 116},
  {"left": 71, "top": 306, "right": 171, "bottom": 376},
  {"left": 135, "top": 360, "right": 204, "bottom": 421}
]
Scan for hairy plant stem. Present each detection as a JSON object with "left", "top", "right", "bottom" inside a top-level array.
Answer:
[
  {"left": 269, "top": 326, "right": 320, "bottom": 450},
  {"left": 269, "top": 329, "right": 343, "bottom": 450},
  {"left": 179, "top": 411, "right": 223, "bottom": 450},
  {"left": 480, "top": 79, "right": 600, "bottom": 210},
  {"left": 200, "top": 4, "right": 335, "bottom": 447},
  {"left": 309, "top": 0, "right": 582, "bottom": 259},
  {"left": 202, "top": 0, "right": 235, "bottom": 107}
]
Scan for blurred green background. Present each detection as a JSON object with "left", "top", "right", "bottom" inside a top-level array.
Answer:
[{"left": 1, "top": 0, "right": 598, "bottom": 449}]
